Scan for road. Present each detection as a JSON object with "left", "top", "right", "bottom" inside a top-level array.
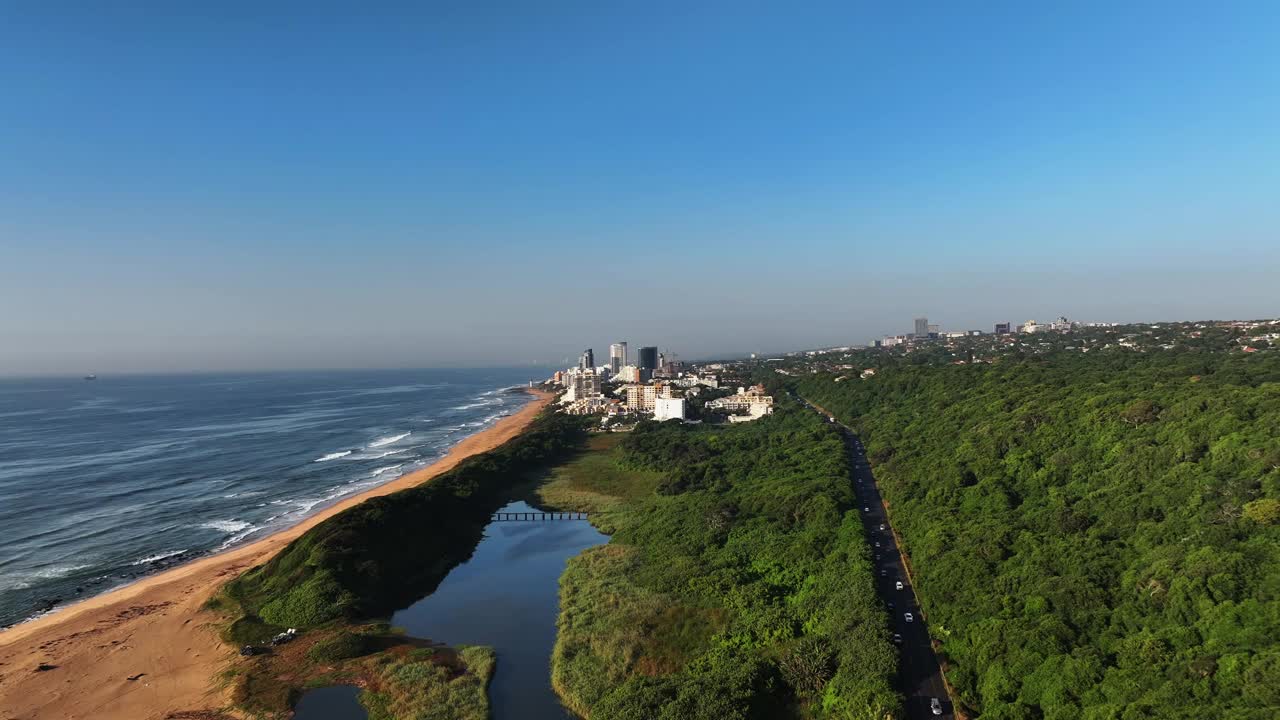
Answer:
[{"left": 798, "top": 396, "right": 955, "bottom": 719}]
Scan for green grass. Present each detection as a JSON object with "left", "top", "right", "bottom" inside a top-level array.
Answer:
[
  {"left": 537, "top": 434, "right": 664, "bottom": 533},
  {"left": 224, "top": 614, "right": 287, "bottom": 646},
  {"left": 307, "top": 630, "right": 376, "bottom": 663},
  {"left": 361, "top": 646, "right": 496, "bottom": 720},
  {"left": 553, "top": 544, "right": 725, "bottom": 716}
]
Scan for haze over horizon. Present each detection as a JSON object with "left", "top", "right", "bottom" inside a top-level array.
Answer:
[{"left": 3, "top": 4, "right": 1278, "bottom": 376}]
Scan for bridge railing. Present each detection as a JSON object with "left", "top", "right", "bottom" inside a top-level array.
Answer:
[{"left": 490, "top": 511, "right": 590, "bottom": 522}]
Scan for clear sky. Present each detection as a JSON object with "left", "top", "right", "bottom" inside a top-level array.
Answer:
[{"left": 2, "top": 2, "right": 1278, "bottom": 375}]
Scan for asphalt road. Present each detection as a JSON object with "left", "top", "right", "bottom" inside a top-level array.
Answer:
[{"left": 799, "top": 397, "right": 955, "bottom": 719}]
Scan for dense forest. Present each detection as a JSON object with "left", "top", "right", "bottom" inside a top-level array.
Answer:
[
  {"left": 796, "top": 350, "right": 1280, "bottom": 719},
  {"left": 543, "top": 409, "right": 899, "bottom": 719}
]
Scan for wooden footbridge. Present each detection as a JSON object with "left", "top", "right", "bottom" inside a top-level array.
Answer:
[{"left": 490, "top": 511, "right": 590, "bottom": 522}]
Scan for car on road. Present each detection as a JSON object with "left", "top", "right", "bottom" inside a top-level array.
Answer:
[
  {"left": 880, "top": 569, "right": 887, "bottom": 577},
  {"left": 874, "top": 553, "right": 881, "bottom": 560},
  {"left": 875, "top": 541, "right": 881, "bottom": 548},
  {"left": 864, "top": 506, "right": 870, "bottom": 512},
  {"left": 895, "top": 581, "right": 904, "bottom": 590},
  {"left": 931, "top": 697, "right": 943, "bottom": 715},
  {"left": 904, "top": 612, "right": 914, "bottom": 623},
  {"left": 887, "top": 601, "right": 895, "bottom": 611},
  {"left": 892, "top": 633, "right": 902, "bottom": 644},
  {"left": 879, "top": 524, "right": 886, "bottom": 531}
]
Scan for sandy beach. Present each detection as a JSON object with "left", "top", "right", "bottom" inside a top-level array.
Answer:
[{"left": 0, "top": 388, "right": 552, "bottom": 720}]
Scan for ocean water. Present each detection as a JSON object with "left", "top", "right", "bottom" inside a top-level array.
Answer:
[{"left": 0, "top": 368, "right": 545, "bottom": 628}]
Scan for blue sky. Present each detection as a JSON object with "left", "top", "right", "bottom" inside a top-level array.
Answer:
[{"left": 2, "top": 2, "right": 1278, "bottom": 374}]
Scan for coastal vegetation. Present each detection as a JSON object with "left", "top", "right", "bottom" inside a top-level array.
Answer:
[
  {"left": 795, "top": 350, "right": 1280, "bottom": 719},
  {"left": 541, "top": 410, "right": 900, "bottom": 718},
  {"left": 219, "top": 620, "right": 494, "bottom": 720},
  {"left": 213, "top": 409, "right": 590, "bottom": 717},
  {"left": 224, "top": 412, "right": 590, "bottom": 628}
]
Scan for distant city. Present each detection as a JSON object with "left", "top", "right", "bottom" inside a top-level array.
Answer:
[
  {"left": 873, "top": 315, "right": 1120, "bottom": 348},
  {"left": 545, "top": 340, "right": 773, "bottom": 426},
  {"left": 543, "top": 316, "right": 1280, "bottom": 426}
]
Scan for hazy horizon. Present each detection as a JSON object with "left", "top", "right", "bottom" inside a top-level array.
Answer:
[{"left": 4, "top": 5, "right": 1278, "bottom": 376}]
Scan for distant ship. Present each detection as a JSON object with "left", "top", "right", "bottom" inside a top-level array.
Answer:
[{"left": 83, "top": 374, "right": 97, "bottom": 381}]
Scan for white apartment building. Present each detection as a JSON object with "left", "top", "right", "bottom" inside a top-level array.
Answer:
[
  {"left": 653, "top": 396, "right": 686, "bottom": 422},
  {"left": 560, "top": 369, "right": 602, "bottom": 403},
  {"left": 707, "top": 385, "right": 774, "bottom": 419},
  {"left": 563, "top": 396, "right": 616, "bottom": 415}
]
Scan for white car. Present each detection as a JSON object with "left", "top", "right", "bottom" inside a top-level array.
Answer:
[
  {"left": 864, "top": 506, "right": 870, "bottom": 512},
  {"left": 895, "top": 581, "right": 904, "bottom": 590},
  {"left": 931, "top": 697, "right": 943, "bottom": 715},
  {"left": 904, "top": 612, "right": 914, "bottom": 623},
  {"left": 879, "top": 524, "right": 886, "bottom": 531},
  {"left": 875, "top": 541, "right": 881, "bottom": 548}
]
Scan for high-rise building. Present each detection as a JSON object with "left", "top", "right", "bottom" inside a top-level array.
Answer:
[
  {"left": 609, "top": 342, "right": 628, "bottom": 374},
  {"left": 580, "top": 348, "right": 594, "bottom": 370},
  {"left": 994, "top": 322, "right": 1011, "bottom": 335},
  {"left": 914, "top": 317, "right": 929, "bottom": 337},
  {"left": 638, "top": 346, "right": 658, "bottom": 370}
]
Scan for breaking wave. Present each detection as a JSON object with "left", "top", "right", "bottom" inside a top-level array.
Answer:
[{"left": 369, "top": 432, "right": 410, "bottom": 448}]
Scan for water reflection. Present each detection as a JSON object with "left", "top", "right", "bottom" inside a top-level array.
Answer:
[
  {"left": 392, "top": 500, "right": 606, "bottom": 720},
  {"left": 293, "top": 685, "right": 366, "bottom": 720}
]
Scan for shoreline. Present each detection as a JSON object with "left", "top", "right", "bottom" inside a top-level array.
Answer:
[{"left": 0, "top": 387, "right": 553, "bottom": 720}]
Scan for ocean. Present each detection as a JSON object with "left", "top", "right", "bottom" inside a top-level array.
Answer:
[{"left": 0, "top": 368, "right": 545, "bottom": 628}]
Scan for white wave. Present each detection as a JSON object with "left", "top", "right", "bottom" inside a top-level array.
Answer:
[
  {"left": 369, "top": 432, "right": 410, "bottom": 448},
  {"left": 371, "top": 464, "right": 403, "bottom": 477},
  {"left": 451, "top": 397, "right": 503, "bottom": 411},
  {"left": 222, "top": 490, "right": 266, "bottom": 499},
  {"left": 219, "top": 525, "right": 261, "bottom": 549},
  {"left": 5, "top": 564, "right": 92, "bottom": 591},
  {"left": 130, "top": 549, "right": 188, "bottom": 566},
  {"left": 201, "top": 519, "right": 252, "bottom": 534},
  {"left": 314, "top": 450, "right": 353, "bottom": 462}
]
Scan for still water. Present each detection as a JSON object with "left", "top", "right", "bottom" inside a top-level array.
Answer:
[
  {"left": 295, "top": 500, "right": 605, "bottom": 720},
  {"left": 293, "top": 685, "right": 365, "bottom": 720},
  {"left": 393, "top": 500, "right": 606, "bottom": 719}
]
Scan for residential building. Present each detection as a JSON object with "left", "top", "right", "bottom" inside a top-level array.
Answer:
[
  {"left": 623, "top": 383, "right": 670, "bottom": 412},
  {"left": 580, "top": 348, "right": 594, "bottom": 370},
  {"left": 561, "top": 369, "right": 601, "bottom": 403},
  {"left": 914, "top": 317, "right": 929, "bottom": 337},
  {"left": 654, "top": 396, "right": 686, "bottom": 422},
  {"left": 617, "top": 365, "right": 642, "bottom": 383},
  {"left": 563, "top": 396, "right": 617, "bottom": 415},
  {"left": 707, "top": 385, "right": 775, "bottom": 420}
]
